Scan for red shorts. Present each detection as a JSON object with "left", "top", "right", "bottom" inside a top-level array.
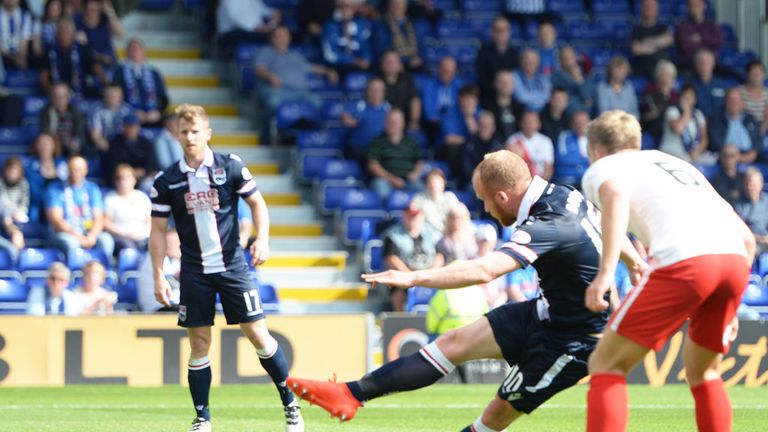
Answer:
[{"left": 608, "top": 254, "right": 749, "bottom": 354}]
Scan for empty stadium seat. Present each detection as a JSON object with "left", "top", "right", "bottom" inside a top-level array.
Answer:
[
  {"left": 386, "top": 189, "right": 418, "bottom": 212},
  {"left": 117, "top": 248, "right": 143, "bottom": 274},
  {"left": 298, "top": 150, "right": 342, "bottom": 183},
  {"left": 19, "top": 248, "right": 65, "bottom": 278},
  {"left": 257, "top": 282, "right": 280, "bottom": 314},
  {"left": 318, "top": 160, "right": 364, "bottom": 182},
  {"left": 363, "top": 239, "right": 384, "bottom": 273},
  {"left": 343, "top": 72, "right": 372, "bottom": 95},
  {"left": 743, "top": 274, "right": 768, "bottom": 307},
  {"left": 437, "top": 19, "right": 477, "bottom": 39},
  {"left": 67, "top": 248, "right": 112, "bottom": 271},
  {"left": 275, "top": 100, "right": 320, "bottom": 130},
  {"left": 139, "top": 0, "right": 174, "bottom": 11},
  {"left": 0, "top": 248, "right": 14, "bottom": 271},
  {"left": 338, "top": 189, "right": 384, "bottom": 213},
  {"left": 116, "top": 275, "right": 138, "bottom": 305},
  {"left": 462, "top": 0, "right": 503, "bottom": 13},
  {"left": 318, "top": 179, "right": 364, "bottom": 215},
  {"left": 340, "top": 210, "right": 389, "bottom": 245},
  {"left": 0, "top": 277, "right": 26, "bottom": 302},
  {"left": 296, "top": 129, "right": 344, "bottom": 151},
  {"left": 406, "top": 286, "right": 438, "bottom": 314}
]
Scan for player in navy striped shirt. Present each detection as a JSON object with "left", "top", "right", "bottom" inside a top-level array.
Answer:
[{"left": 149, "top": 104, "right": 303, "bottom": 432}]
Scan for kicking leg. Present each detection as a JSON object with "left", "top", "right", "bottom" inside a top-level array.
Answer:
[
  {"left": 684, "top": 335, "right": 731, "bottom": 432},
  {"left": 187, "top": 326, "right": 212, "bottom": 428},
  {"left": 460, "top": 396, "right": 523, "bottom": 431}
]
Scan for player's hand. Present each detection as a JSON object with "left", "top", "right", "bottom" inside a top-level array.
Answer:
[
  {"left": 585, "top": 273, "right": 612, "bottom": 312},
  {"left": 361, "top": 270, "right": 416, "bottom": 289},
  {"left": 627, "top": 260, "right": 649, "bottom": 287},
  {"left": 250, "top": 237, "right": 270, "bottom": 266},
  {"left": 154, "top": 277, "right": 173, "bottom": 308}
]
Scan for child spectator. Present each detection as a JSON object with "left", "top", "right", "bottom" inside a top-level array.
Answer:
[
  {"left": 73, "top": 260, "right": 116, "bottom": 315},
  {"left": 0, "top": 156, "right": 29, "bottom": 223}
]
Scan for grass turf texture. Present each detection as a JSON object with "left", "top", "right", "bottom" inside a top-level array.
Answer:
[{"left": 2, "top": 384, "right": 766, "bottom": 431}]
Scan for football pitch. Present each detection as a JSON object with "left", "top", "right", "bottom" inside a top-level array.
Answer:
[{"left": 2, "top": 384, "right": 766, "bottom": 431}]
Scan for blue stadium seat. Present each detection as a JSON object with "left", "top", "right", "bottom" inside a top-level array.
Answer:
[
  {"left": 0, "top": 248, "right": 15, "bottom": 271},
  {"left": 628, "top": 75, "right": 650, "bottom": 96},
  {"left": 0, "top": 276, "right": 26, "bottom": 302},
  {"left": 276, "top": 100, "right": 320, "bottom": 130},
  {"left": 18, "top": 222, "right": 45, "bottom": 247},
  {"left": 318, "top": 159, "right": 364, "bottom": 182},
  {"left": 321, "top": 99, "right": 346, "bottom": 127},
  {"left": 592, "top": 0, "right": 630, "bottom": 15},
  {"left": 117, "top": 248, "right": 143, "bottom": 274},
  {"left": 338, "top": 189, "right": 384, "bottom": 213},
  {"left": 264, "top": 0, "right": 300, "bottom": 7},
  {"left": 341, "top": 210, "right": 389, "bottom": 245},
  {"left": 548, "top": 0, "right": 586, "bottom": 14},
  {"left": 297, "top": 43, "right": 321, "bottom": 63},
  {"left": 386, "top": 189, "right": 418, "bottom": 212},
  {"left": 406, "top": 286, "right": 438, "bottom": 314},
  {"left": 721, "top": 24, "right": 737, "bottom": 50},
  {"left": 440, "top": 38, "right": 480, "bottom": 67},
  {"left": 139, "top": 0, "right": 174, "bottom": 11},
  {"left": 641, "top": 132, "right": 657, "bottom": 150},
  {"left": 298, "top": 150, "right": 342, "bottom": 183},
  {"left": 258, "top": 283, "right": 280, "bottom": 314},
  {"left": 67, "top": 247, "right": 112, "bottom": 272},
  {"left": 433, "top": 0, "right": 459, "bottom": 13},
  {"left": 452, "top": 189, "right": 481, "bottom": 213},
  {"left": 743, "top": 273, "right": 768, "bottom": 307},
  {"left": 296, "top": 129, "right": 344, "bottom": 151},
  {"left": 4, "top": 68, "right": 40, "bottom": 94},
  {"left": 412, "top": 19, "right": 433, "bottom": 39},
  {"left": 421, "top": 160, "right": 451, "bottom": 180},
  {"left": 437, "top": 19, "right": 477, "bottom": 39},
  {"left": 462, "top": 0, "right": 502, "bottom": 13},
  {"left": 0, "top": 126, "right": 35, "bottom": 148},
  {"left": 116, "top": 275, "right": 138, "bottom": 305},
  {"left": 343, "top": 72, "right": 372, "bottom": 95},
  {"left": 363, "top": 239, "right": 384, "bottom": 273},
  {"left": 19, "top": 248, "right": 65, "bottom": 278},
  {"left": 318, "top": 179, "right": 363, "bottom": 215},
  {"left": 23, "top": 96, "right": 47, "bottom": 118}
]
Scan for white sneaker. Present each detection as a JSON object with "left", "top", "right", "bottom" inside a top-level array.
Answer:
[
  {"left": 284, "top": 403, "right": 304, "bottom": 432},
  {"left": 188, "top": 417, "right": 211, "bottom": 432}
]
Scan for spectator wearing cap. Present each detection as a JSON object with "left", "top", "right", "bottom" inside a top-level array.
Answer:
[
  {"left": 411, "top": 168, "right": 460, "bottom": 233},
  {"left": 367, "top": 108, "right": 424, "bottom": 200},
  {"left": 104, "top": 163, "right": 150, "bottom": 256},
  {"left": 112, "top": 38, "right": 168, "bottom": 127},
  {"left": 88, "top": 83, "right": 134, "bottom": 152},
  {"left": 26, "top": 262, "right": 79, "bottom": 316},
  {"left": 381, "top": 200, "right": 442, "bottom": 311},
  {"left": 103, "top": 112, "right": 157, "bottom": 187}
]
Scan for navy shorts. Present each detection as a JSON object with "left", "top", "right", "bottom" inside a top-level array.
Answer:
[
  {"left": 486, "top": 299, "right": 598, "bottom": 414},
  {"left": 177, "top": 266, "right": 265, "bottom": 327}
]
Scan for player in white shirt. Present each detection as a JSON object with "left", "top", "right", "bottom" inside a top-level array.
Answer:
[
  {"left": 504, "top": 111, "right": 554, "bottom": 180},
  {"left": 580, "top": 110, "right": 756, "bottom": 432}
]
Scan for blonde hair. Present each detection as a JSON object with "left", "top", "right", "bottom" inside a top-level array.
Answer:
[
  {"left": 175, "top": 104, "right": 209, "bottom": 125},
  {"left": 83, "top": 260, "right": 105, "bottom": 276},
  {"left": 474, "top": 150, "right": 531, "bottom": 194},
  {"left": 48, "top": 262, "right": 71, "bottom": 279},
  {"left": 587, "top": 110, "right": 642, "bottom": 155}
]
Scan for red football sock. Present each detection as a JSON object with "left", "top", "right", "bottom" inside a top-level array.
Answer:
[
  {"left": 587, "top": 373, "right": 628, "bottom": 432},
  {"left": 691, "top": 378, "right": 732, "bottom": 432}
]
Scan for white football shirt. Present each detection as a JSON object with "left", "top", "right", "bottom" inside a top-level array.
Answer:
[{"left": 582, "top": 150, "right": 746, "bottom": 267}]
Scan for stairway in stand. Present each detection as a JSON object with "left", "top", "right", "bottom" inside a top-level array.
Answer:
[{"left": 120, "top": 9, "right": 369, "bottom": 312}]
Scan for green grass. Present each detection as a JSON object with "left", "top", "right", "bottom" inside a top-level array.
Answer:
[{"left": 1, "top": 384, "right": 766, "bottom": 431}]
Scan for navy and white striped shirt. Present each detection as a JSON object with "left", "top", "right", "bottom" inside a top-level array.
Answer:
[{"left": 150, "top": 149, "right": 258, "bottom": 274}]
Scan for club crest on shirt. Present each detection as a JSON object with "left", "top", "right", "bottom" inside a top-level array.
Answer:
[{"left": 212, "top": 168, "right": 227, "bottom": 185}]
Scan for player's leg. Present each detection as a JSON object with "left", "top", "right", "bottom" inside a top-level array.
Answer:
[
  {"left": 239, "top": 319, "right": 296, "bottom": 407},
  {"left": 187, "top": 326, "right": 213, "bottom": 428},
  {"left": 459, "top": 396, "right": 522, "bottom": 432},
  {"left": 684, "top": 337, "right": 731, "bottom": 432}
]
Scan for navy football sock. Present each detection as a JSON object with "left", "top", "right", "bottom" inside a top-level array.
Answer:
[
  {"left": 258, "top": 342, "right": 295, "bottom": 406},
  {"left": 460, "top": 427, "right": 472, "bottom": 432},
  {"left": 188, "top": 357, "right": 212, "bottom": 421},
  {"left": 347, "top": 351, "right": 446, "bottom": 402}
]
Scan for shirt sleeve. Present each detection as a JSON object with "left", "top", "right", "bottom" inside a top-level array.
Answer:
[
  {"left": 150, "top": 172, "right": 171, "bottom": 218},
  {"left": 89, "top": 183, "right": 104, "bottom": 211},
  {"left": 581, "top": 159, "right": 621, "bottom": 207},
  {"left": 229, "top": 154, "right": 258, "bottom": 198},
  {"left": 498, "top": 218, "right": 559, "bottom": 267},
  {"left": 45, "top": 183, "right": 63, "bottom": 211}
]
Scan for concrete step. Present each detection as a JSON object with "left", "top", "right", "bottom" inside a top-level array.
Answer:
[
  {"left": 260, "top": 251, "right": 348, "bottom": 270},
  {"left": 258, "top": 267, "right": 362, "bottom": 286},
  {"left": 247, "top": 162, "right": 279, "bottom": 175},
  {"left": 208, "top": 116, "right": 253, "bottom": 132},
  {"left": 168, "top": 86, "right": 234, "bottom": 104},
  {"left": 277, "top": 285, "right": 369, "bottom": 302},
  {"left": 268, "top": 205, "right": 317, "bottom": 223},
  {"left": 122, "top": 13, "right": 196, "bottom": 32},
  {"left": 252, "top": 174, "right": 292, "bottom": 192},
  {"left": 170, "top": 103, "right": 239, "bottom": 117},
  {"left": 153, "top": 59, "right": 217, "bottom": 77},
  {"left": 270, "top": 236, "right": 340, "bottom": 252},
  {"left": 117, "top": 46, "right": 200, "bottom": 60},
  {"left": 166, "top": 75, "right": 220, "bottom": 87},
  {"left": 268, "top": 222, "right": 321, "bottom": 236},
  {"left": 211, "top": 133, "right": 260, "bottom": 148},
  {"left": 116, "top": 30, "right": 198, "bottom": 48}
]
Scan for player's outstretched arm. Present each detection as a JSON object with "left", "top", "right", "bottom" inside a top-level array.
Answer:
[
  {"left": 245, "top": 190, "right": 270, "bottom": 266},
  {"left": 362, "top": 251, "right": 520, "bottom": 290},
  {"left": 149, "top": 216, "right": 172, "bottom": 307}
]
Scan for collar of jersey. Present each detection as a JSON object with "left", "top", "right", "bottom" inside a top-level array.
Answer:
[
  {"left": 179, "top": 148, "right": 214, "bottom": 175},
  {"left": 515, "top": 175, "right": 548, "bottom": 226}
]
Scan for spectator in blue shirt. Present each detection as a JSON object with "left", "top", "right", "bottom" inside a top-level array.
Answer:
[
  {"left": 734, "top": 168, "right": 768, "bottom": 255},
  {"left": 88, "top": 83, "right": 134, "bottom": 153},
  {"left": 513, "top": 49, "right": 552, "bottom": 112},
  {"left": 45, "top": 155, "right": 114, "bottom": 258},
  {"left": 709, "top": 87, "right": 762, "bottom": 163},
  {"left": 74, "top": 0, "right": 123, "bottom": 77},
  {"left": 422, "top": 56, "right": 463, "bottom": 144},
  {"left": 341, "top": 77, "right": 392, "bottom": 163},
  {"left": 688, "top": 48, "right": 728, "bottom": 119},
  {"left": 552, "top": 110, "right": 590, "bottom": 188},
  {"left": 595, "top": 55, "right": 640, "bottom": 118},
  {"left": 373, "top": 0, "right": 423, "bottom": 72},
  {"left": 551, "top": 45, "right": 594, "bottom": 113},
  {"left": 26, "top": 133, "right": 67, "bottom": 222},
  {"left": 534, "top": 21, "right": 560, "bottom": 77},
  {"left": 321, "top": 0, "right": 372, "bottom": 73}
]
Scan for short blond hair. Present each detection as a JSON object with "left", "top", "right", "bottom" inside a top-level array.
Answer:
[
  {"left": 474, "top": 150, "right": 531, "bottom": 194},
  {"left": 587, "top": 110, "right": 641, "bottom": 155},
  {"left": 175, "top": 104, "right": 209, "bottom": 125}
]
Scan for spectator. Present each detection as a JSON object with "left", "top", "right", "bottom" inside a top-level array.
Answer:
[
  {"left": 436, "top": 203, "right": 478, "bottom": 263},
  {"left": 373, "top": 0, "right": 423, "bottom": 71},
  {"left": 254, "top": 25, "right": 336, "bottom": 112},
  {"left": 45, "top": 155, "right": 114, "bottom": 257},
  {"left": 595, "top": 56, "right": 640, "bottom": 118},
  {"left": 739, "top": 60, "right": 768, "bottom": 134},
  {"left": 0, "top": 156, "right": 29, "bottom": 223},
  {"left": 381, "top": 201, "right": 441, "bottom": 311},
  {"left": 39, "top": 82, "right": 88, "bottom": 157},
  {"left": 377, "top": 50, "right": 420, "bottom": 130},
  {"left": 440, "top": 85, "right": 480, "bottom": 178},
  {"left": 367, "top": 108, "right": 423, "bottom": 200},
  {"left": 421, "top": 56, "right": 463, "bottom": 143},
  {"left": 734, "top": 168, "right": 768, "bottom": 254},
  {"left": 103, "top": 112, "right": 158, "bottom": 187},
  {"left": 0, "top": 56, "right": 22, "bottom": 126},
  {"left": 640, "top": 60, "right": 678, "bottom": 145},
  {"left": 710, "top": 144, "right": 744, "bottom": 205},
  {"left": 26, "top": 262, "right": 78, "bottom": 316},
  {"left": 411, "top": 168, "right": 460, "bottom": 233},
  {"left": 709, "top": 87, "right": 761, "bottom": 162},
  {"left": 688, "top": 48, "right": 728, "bottom": 119},
  {"left": 154, "top": 112, "right": 182, "bottom": 170},
  {"left": 321, "top": 0, "right": 372, "bottom": 73},
  {"left": 534, "top": 21, "right": 560, "bottom": 77},
  {"left": 0, "top": 0, "right": 33, "bottom": 69},
  {"left": 72, "top": 260, "right": 116, "bottom": 315},
  {"left": 30, "top": 0, "right": 64, "bottom": 63},
  {"left": 137, "top": 224, "right": 180, "bottom": 312},
  {"left": 104, "top": 163, "right": 150, "bottom": 255},
  {"left": 504, "top": 0, "right": 548, "bottom": 26},
  {"left": 88, "top": 83, "right": 134, "bottom": 153},
  {"left": 480, "top": 70, "right": 522, "bottom": 140},
  {"left": 674, "top": 0, "right": 723, "bottom": 73},
  {"left": 341, "top": 77, "right": 391, "bottom": 163},
  {"left": 659, "top": 84, "right": 709, "bottom": 163},
  {"left": 470, "top": 223, "right": 510, "bottom": 307},
  {"left": 216, "top": 0, "right": 281, "bottom": 58},
  {"left": 551, "top": 45, "right": 594, "bottom": 113},
  {"left": 0, "top": 182, "right": 24, "bottom": 260},
  {"left": 461, "top": 110, "right": 504, "bottom": 189},
  {"left": 539, "top": 87, "right": 569, "bottom": 142},
  {"left": 552, "top": 110, "right": 590, "bottom": 188},
  {"left": 504, "top": 111, "right": 554, "bottom": 180},
  {"left": 630, "top": 0, "right": 673, "bottom": 80},
  {"left": 113, "top": 38, "right": 169, "bottom": 127},
  {"left": 40, "top": 17, "right": 102, "bottom": 98},
  {"left": 512, "top": 49, "right": 551, "bottom": 112},
  {"left": 475, "top": 16, "right": 518, "bottom": 101},
  {"left": 297, "top": 0, "right": 335, "bottom": 44},
  {"left": 25, "top": 133, "right": 67, "bottom": 222},
  {"left": 74, "top": 0, "right": 123, "bottom": 76}
]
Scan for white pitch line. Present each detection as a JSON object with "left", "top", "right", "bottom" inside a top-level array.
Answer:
[{"left": 0, "top": 403, "right": 765, "bottom": 410}]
